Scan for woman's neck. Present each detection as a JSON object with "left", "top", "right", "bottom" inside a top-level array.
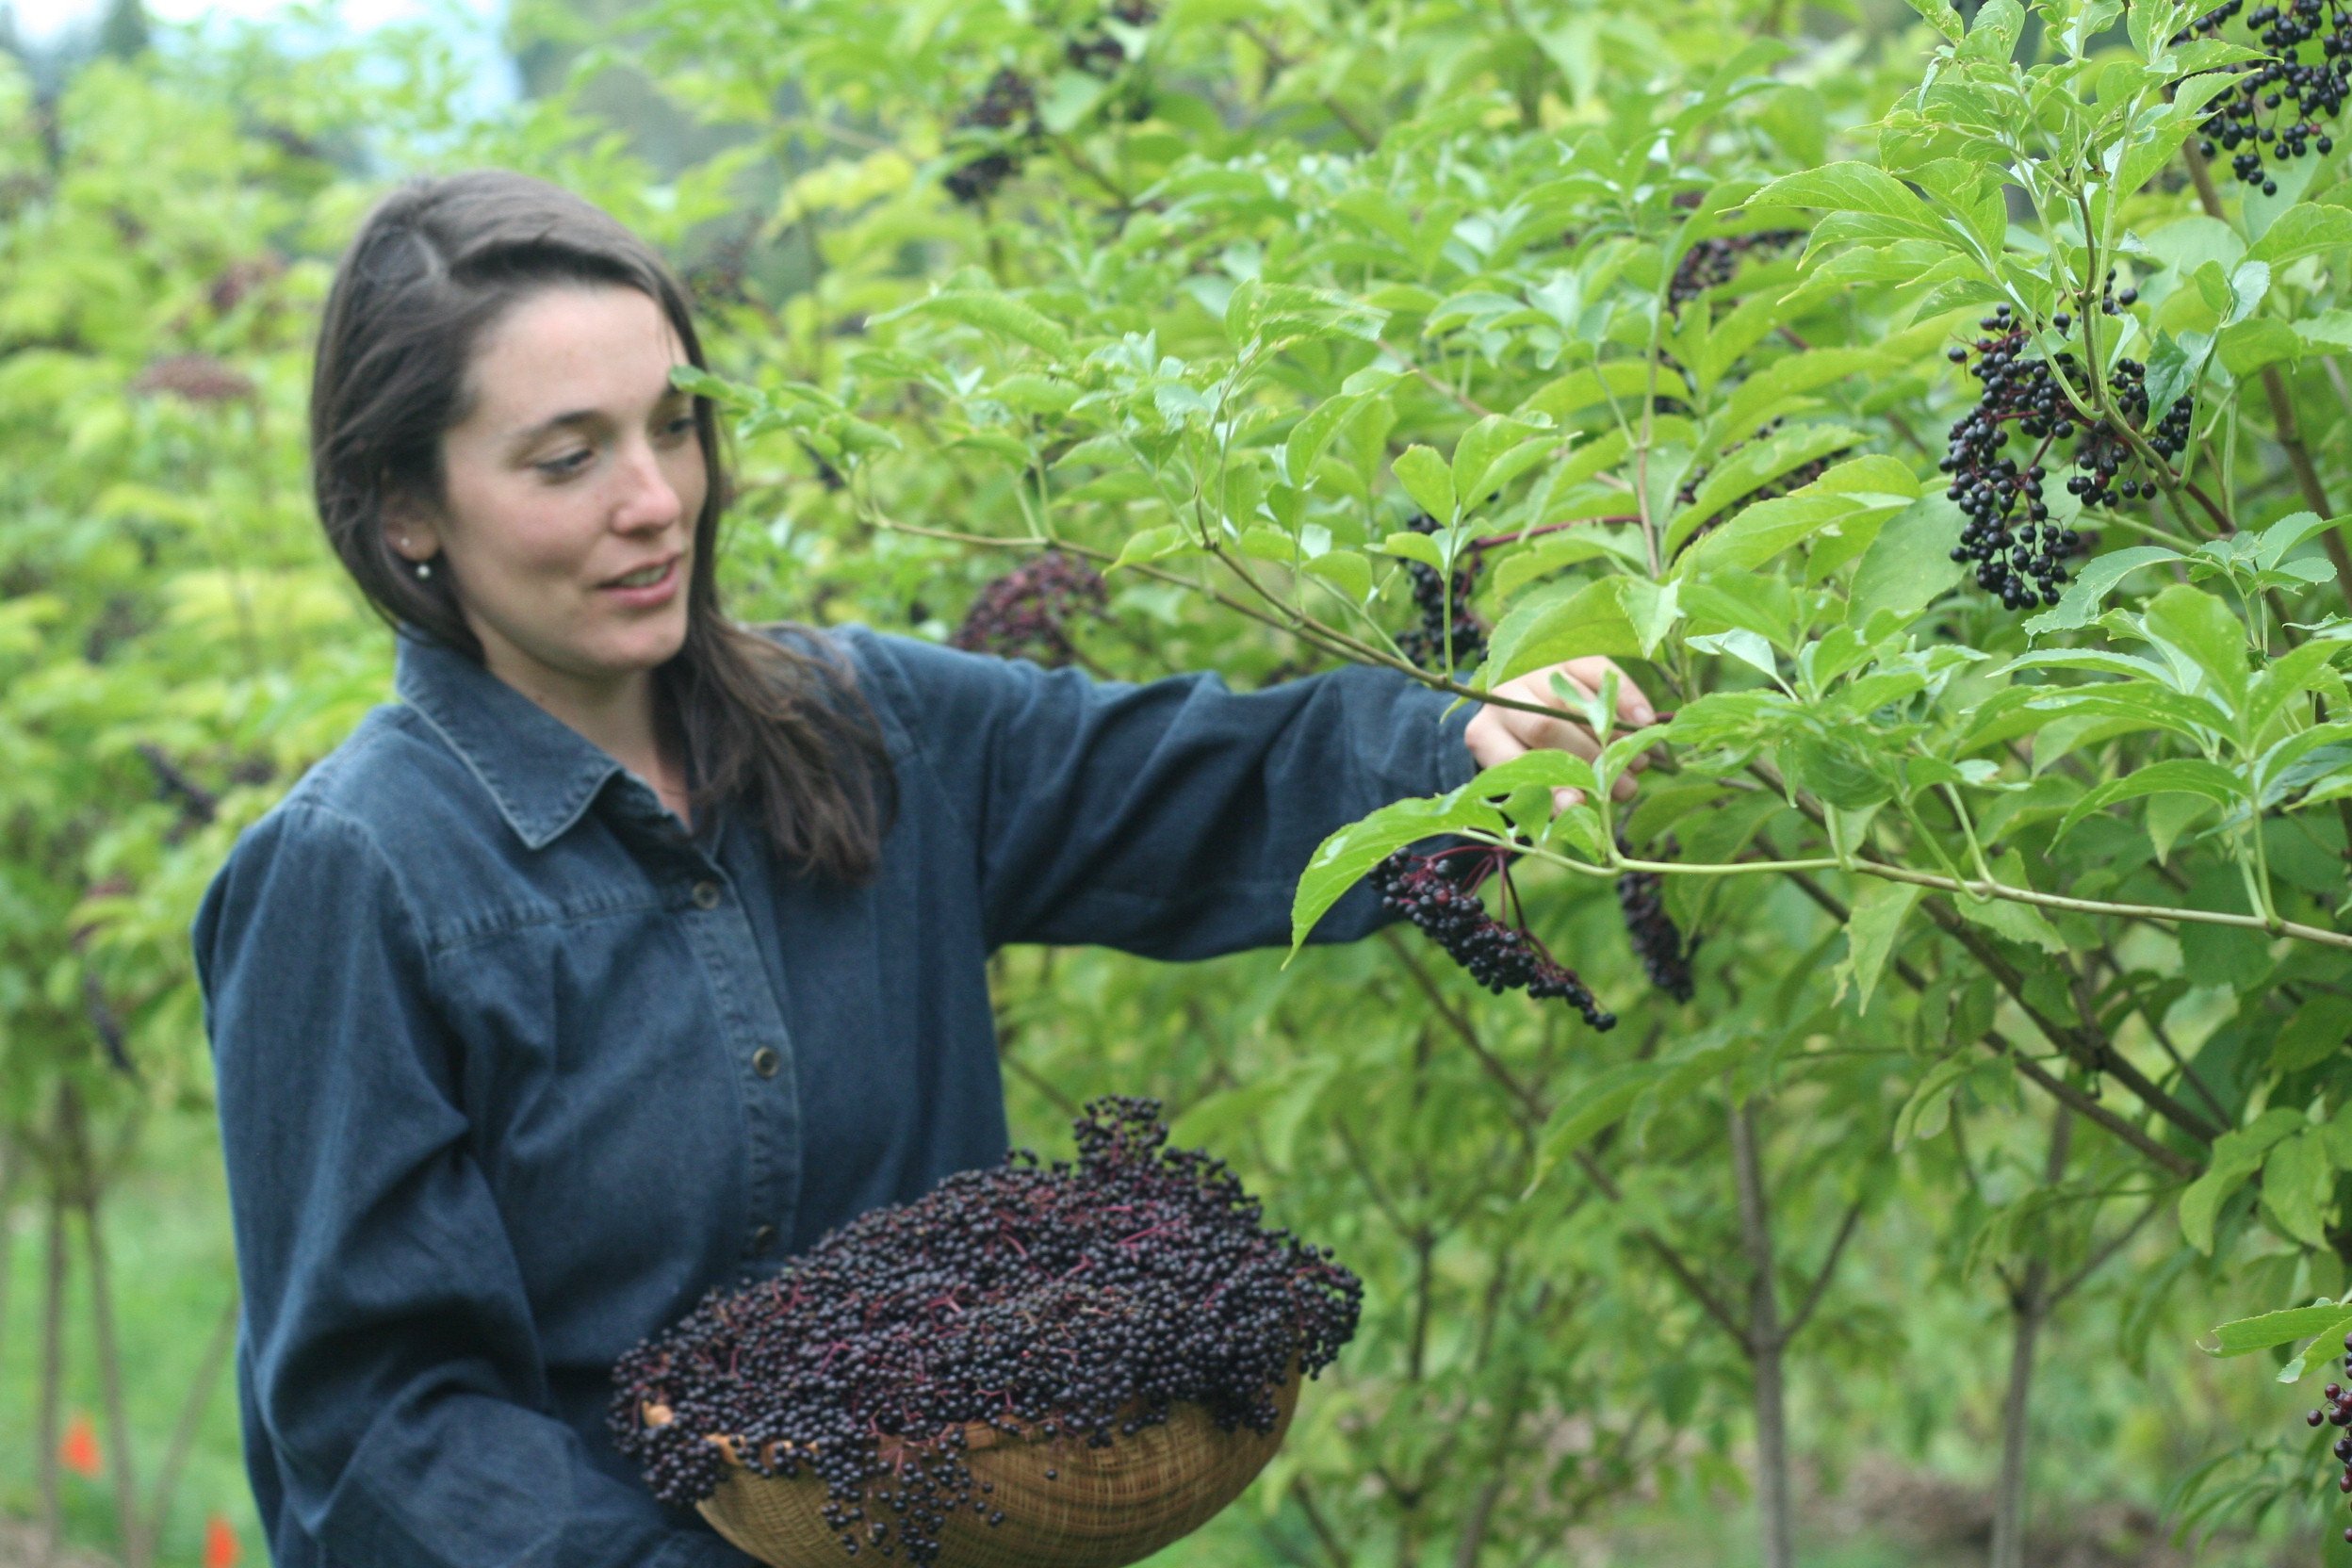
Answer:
[{"left": 481, "top": 643, "right": 692, "bottom": 829}]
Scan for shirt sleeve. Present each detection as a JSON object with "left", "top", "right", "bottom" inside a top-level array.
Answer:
[
  {"left": 193, "top": 804, "right": 755, "bottom": 1568},
  {"left": 851, "top": 633, "right": 1478, "bottom": 957}
]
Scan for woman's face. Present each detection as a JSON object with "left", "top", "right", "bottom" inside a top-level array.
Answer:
[{"left": 388, "top": 284, "right": 707, "bottom": 710}]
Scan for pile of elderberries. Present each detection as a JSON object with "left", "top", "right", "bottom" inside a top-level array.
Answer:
[{"left": 609, "top": 1098, "right": 1359, "bottom": 1563}]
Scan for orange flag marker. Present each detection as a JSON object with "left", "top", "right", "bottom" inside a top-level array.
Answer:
[
  {"left": 202, "top": 1514, "right": 242, "bottom": 1568},
  {"left": 58, "top": 1413, "right": 101, "bottom": 1478}
]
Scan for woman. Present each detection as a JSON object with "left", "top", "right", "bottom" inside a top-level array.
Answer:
[{"left": 193, "top": 170, "right": 1649, "bottom": 1568}]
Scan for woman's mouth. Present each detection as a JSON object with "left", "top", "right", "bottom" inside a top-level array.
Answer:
[{"left": 599, "top": 554, "right": 682, "bottom": 605}]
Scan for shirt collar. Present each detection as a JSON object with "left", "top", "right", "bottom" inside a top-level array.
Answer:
[{"left": 393, "top": 629, "right": 626, "bottom": 852}]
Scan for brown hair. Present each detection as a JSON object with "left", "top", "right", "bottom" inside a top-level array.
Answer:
[{"left": 310, "top": 170, "right": 892, "bottom": 881}]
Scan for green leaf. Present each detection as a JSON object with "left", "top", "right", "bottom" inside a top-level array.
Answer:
[
  {"left": 1528, "top": 1065, "right": 1662, "bottom": 1192},
  {"left": 1901, "top": 0, "right": 1967, "bottom": 41},
  {"left": 2256, "top": 510, "right": 2350, "bottom": 572},
  {"left": 2203, "top": 1300, "right": 2352, "bottom": 1357},
  {"left": 1289, "top": 754, "right": 1596, "bottom": 952},
  {"left": 1107, "top": 523, "right": 1196, "bottom": 571},
  {"left": 2274, "top": 997, "right": 2352, "bottom": 1073},
  {"left": 1747, "top": 163, "right": 1944, "bottom": 242},
  {"left": 2143, "top": 583, "right": 2253, "bottom": 711},
  {"left": 1678, "top": 455, "right": 1919, "bottom": 578},
  {"left": 2054, "top": 758, "right": 2247, "bottom": 839},
  {"left": 1666, "top": 424, "right": 1866, "bottom": 558},
  {"left": 2219, "top": 318, "right": 2303, "bottom": 377},
  {"left": 2247, "top": 203, "right": 2352, "bottom": 268},
  {"left": 1836, "top": 879, "right": 1923, "bottom": 1016},
  {"left": 1846, "top": 497, "right": 1968, "bottom": 625},
  {"left": 1892, "top": 1054, "right": 1970, "bottom": 1149},
  {"left": 1394, "top": 445, "right": 1457, "bottom": 523},
  {"left": 1952, "top": 853, "right": 2067, "bottom": 953},
  {"left": 1303, "top": 549, "right": 1374, "bottom": 604},
  {"left": 1282, "top": 393, "right": 1364, "bottom": 485},
  {"left": 2180, "top": 1109, "right": 2307, "bottom": 1253},
  {"left": 1483, "top": 577, "right": 1646, "bottom": 681},
  {"left": 890, "top": 290, "right": 1076, "bottom": 359},
  {"left": 2023, "top": 546, "right": 2183, "bottom": 633},
  {"left": 2263, "top": 1128, "right": 2334, "bottom": 1249},
  {"left": 1452, "top": 416, "right": 1554, "bottom": 510}
]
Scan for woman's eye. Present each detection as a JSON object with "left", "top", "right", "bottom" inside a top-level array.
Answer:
[
  {"left": 660, "top": 414, "right": 697, "bottom": 440},
  {"left": 537, "top": 448, "right": 593, "bottom": 479}
]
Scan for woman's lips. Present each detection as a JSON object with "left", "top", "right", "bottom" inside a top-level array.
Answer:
[{"left": 598, "top": 555, "right": 681, "bottom": 607}]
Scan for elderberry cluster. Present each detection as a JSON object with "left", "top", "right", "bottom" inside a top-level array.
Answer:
[
  {"left": 1368, "top": 848, "right": 1617, "bottom": 1028},
  {"left": 1667, "top": 230, "right": 1805, "bottom": 309},
  {"left": 2180, "top": 0, "right": 2347, "bottom": 192},
  {"left": 1939, "top": 305, "right": 2193, "bottom": 610},
  {"left": 2301, "top": 1331, "right": 2352, "bottom": 1543},
  {"left": 1396, "top": 514, "right": 1487, "bottom": 671},
  {"left": 611, "top": 1099, "right": 1358, "bottom": 1563},
  {"left": 950, "top": 551, "right": 1107, "bottom": 667},
  {"left": 1614, "top": 836, "right": 1696, "bottom": 1003},
  {"left": 943, "top": 69, "right": 1037, "bottom": 205}
]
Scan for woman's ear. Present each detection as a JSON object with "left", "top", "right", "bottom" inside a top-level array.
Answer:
[{"left": 382, "top": 492, "right": 443, "bottom": 564}]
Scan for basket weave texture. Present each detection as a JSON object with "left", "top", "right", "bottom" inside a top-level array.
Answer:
[{"left": 697, "top": 1373, "right": 1301, "bottom": 1568}]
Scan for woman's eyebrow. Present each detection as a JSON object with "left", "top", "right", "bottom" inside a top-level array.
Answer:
[{"left": 507, "top": 383, "right": 689, "bottom": 446}]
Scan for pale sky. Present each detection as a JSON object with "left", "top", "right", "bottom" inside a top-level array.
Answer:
[{"left": 13, "top": 0, "right": 501, "bottom": 42}]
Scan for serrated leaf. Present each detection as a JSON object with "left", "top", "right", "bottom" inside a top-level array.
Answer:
[
  {"left": 2247, "top": 203, "right": 2352, "bottom": 268},
  {"left": 2180, "top": 1109, "right": 2307, "bottom": 1253},
  {"left": 2204, "top": 1301, "right": 2352, "bottom": 1357},
  {"left": 1528, "top": 1065, "right": 1662, "bottom": 1193},
  {"left": 1394, "top": 445, "right": 1457, "bottom": 523},
  {"left": 2055, "top": 758, "right": 2246, "bottom": 839},
  {"left": 2263, "top": 1128, "right": 2334, "bottom": 1248},
  {"left": 891, "top": 291, "right": 1076, "bottom": 359},
  {"left": 2023, "top": 546, "right": 2182, "bottom": 633},
  {"left": 1837, "top": 879, "right": 1923, "bottom": 1016}
]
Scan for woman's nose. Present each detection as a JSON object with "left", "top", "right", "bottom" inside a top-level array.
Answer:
[{"left": 612, "top": 437, "right": 684, "bottom": 530}]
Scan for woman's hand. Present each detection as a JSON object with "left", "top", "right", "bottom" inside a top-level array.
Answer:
[{"left": 1462, "top": 657, "right": 1656, "bottom": 809}]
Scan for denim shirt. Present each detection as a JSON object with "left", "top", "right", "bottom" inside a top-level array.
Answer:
[{"left": 192, "top": 625, "right": 1475, "bottom": 1568}]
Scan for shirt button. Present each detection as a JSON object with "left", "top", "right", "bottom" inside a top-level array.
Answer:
[
  {"left": 751, "top": 1047, "right": 781, "bottom": 1079},
  {"left": 691, "top": 880, "right": 722, "bottom": 910},
  {"left": 749, "top": 1224, "right": 777, "bottom": 1255}
]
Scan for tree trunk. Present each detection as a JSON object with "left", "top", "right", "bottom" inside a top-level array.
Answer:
[
  {"left": 1990, "top": 1111, "right": 2072, "bottom": 1568},
  {"left": 38, "top": 1182, "right": 66, "bottom": 1554},
  {"left": 0, "top": 1134, "right": 22, "bottom": 1380},
  {"left": 82, "top": 1191, "right": 148, "bottom": 1568},
  {"left": 1730, "top": 1099, "right": 1793, "bottom": 1568},
  {"left": 1990, "top": 1291, "right": 2046, "bottom": 1568}
]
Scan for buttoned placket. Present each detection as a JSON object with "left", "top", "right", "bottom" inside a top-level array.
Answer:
[{"left": 606, "top": 780, "right": 803, "bottom": 1268}]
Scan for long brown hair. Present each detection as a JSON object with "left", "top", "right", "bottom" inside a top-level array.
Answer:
[{"left": 310, "top": 170, "right": 892, "bottom": 881}]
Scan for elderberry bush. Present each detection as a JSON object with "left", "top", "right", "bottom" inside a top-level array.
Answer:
[
  {"left": 949, "top": 551, "right": 1107, "bottom": 667},
  {"left": 610, "top": 1098, "right": 1359, "bottom": 1563},
  {"left": 2300, "top": 1332, "right": 2352, "bottom": 1543},
  {"left": 1369, "top": 846, "right": 1617, "bottom": 1028},
  {"left": 1939, "top": 304, "right": 2192, "bottom": 610},
  {"left": 2180, "top": 0, "right": 2347, "bottom": 192},
  {"left": 1395, "top": 513, "right": 1487, "bottom": 671}
]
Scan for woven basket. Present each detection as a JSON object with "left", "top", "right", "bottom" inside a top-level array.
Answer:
[{"left": 694, "top": 1373, "right": 1301, "bottom": 1568}]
